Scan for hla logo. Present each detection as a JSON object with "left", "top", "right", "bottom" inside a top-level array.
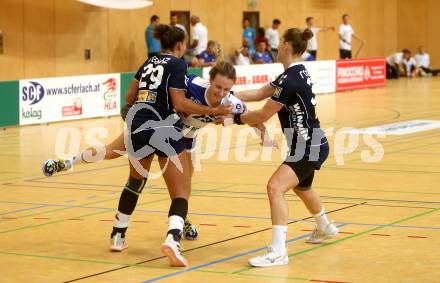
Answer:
[
  {"left": 102, "top": 78, "right": 117, "bottom": 110},
  {"left": 22, "top": 81, "right": 45, "bottom": 105}
]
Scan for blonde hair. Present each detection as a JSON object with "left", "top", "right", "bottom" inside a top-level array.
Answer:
[{"left": 209, "top": 61, "right": 236, "bottom": 81}]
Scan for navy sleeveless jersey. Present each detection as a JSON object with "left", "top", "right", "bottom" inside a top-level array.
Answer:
[
  {"left": 133, "top": 54, "right": 187, "bottom": 121},
  {"left": 270, "top": 63, "right": 328, "bottom": 163}
]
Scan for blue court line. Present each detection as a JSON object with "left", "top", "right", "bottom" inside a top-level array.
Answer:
[
  {"left": 0, "top": 205, "right": 47, "bottom": 216},
  {"left": 1, "top": 200, "right": 439, "bottom": 231},
  {"left": 140, "top": 224, "right": 348, "bottom": 283}
]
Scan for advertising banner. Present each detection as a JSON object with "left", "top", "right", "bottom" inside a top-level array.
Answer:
[
  {"left": 204, "top": 62, "right": 335, "bottom": 94},
  {"left": 336, "top": 58, "right": 386, "bottom": 91},
  {"left": 19, "top": 74, "right": 120, "bottom": 125}
]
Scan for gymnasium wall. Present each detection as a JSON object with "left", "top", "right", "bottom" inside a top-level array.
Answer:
[{"left": 0, "top": 0, "right": 439, "bottom": 81}]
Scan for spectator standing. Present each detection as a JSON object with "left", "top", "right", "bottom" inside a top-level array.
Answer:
[
  {"left": 265, "top": 19, "right": 281, "bottom": 61},
  {"left": 243, "top": 18, "right": 256, "bottom": 53},
  {"left": 339, "top": 14, "right": 363, "bottom": 59},
  {"left": 145, "top": 15, "right": 160, "bottom": 58},
  {"left": 190, "top": 15, "right": 208, "bottom": 56},
  {"left": 305, "top": 17, "right": 334, "bottom": 60},
  {"left": 170, "top": 13, "right": 188, "bottom": 36}
]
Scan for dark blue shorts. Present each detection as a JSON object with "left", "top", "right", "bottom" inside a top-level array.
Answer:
[
  {"left": 283, "top": 142, "right": 329, "bottom": 188},
  {"left": 129, "top": 119, "right": 185, "bottom": 158},
  {"left": 183, "top": 137, "right": 196, "bottom": 151}
]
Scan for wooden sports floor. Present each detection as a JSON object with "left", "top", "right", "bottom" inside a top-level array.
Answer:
[{"left": 1, "top": 78, "right": 439, "bottom": 283}]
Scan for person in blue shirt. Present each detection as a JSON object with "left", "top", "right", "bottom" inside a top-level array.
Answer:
[
  {"left": 242, "top": 18, "right": 256, "bottom": 53},
  {"left": 145, "top": 15, "right": 161, "bottom": 58},
  {"left": 252, "top": 41, "right": 273, "bottom": 64},
  {"left": 195, "top": 40, "right": 217, "bottom": 67}
]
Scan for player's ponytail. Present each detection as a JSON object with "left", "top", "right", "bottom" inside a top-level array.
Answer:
[
  {"left": 153, "top": 24, "right": 185, "bottom": 51},
  {"left": 283, "top": 28, "right": 312, "bottom": 55}
]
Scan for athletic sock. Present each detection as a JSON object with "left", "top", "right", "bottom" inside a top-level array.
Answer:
[
  {"left": 313, "top": 207, "right": 330, "bottom": 229},
  {"left": 271, "top": 225, "right": 287, "bottom": 254},
  {"left": 166, "top": 198, "right": 188, "bottom": 242}
]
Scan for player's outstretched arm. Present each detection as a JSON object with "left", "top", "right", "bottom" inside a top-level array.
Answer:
[
  {"left": 170, "top": 88, "right": 232, "bottom": 116},
  {"left": 235, "top": 83, "right": 275, "bottom": 102},
  {"left": 237, "top": 99, "right": 282, "bottom": 125}
]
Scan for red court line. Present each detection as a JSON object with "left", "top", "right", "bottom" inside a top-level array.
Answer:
[
  {"left": 371, "top": 233, "right": 391, "bottom": 236},
  {"left": 33, "top": 217, "right": 50, "bottom": 220},
  {"left": 302, "top": 229, "right": 354, "bottom": 235},
  {"left": 67, "top": 218, "right": 83, "bottom": 221},
  {"left": 408, "top": 235, "right": 428, "bottom": 239},
  {"left": 233, "top": 225, "right": 251, "bottom": 228},
  {"left": 199, "top": 223, "right": 217, "bottom": 226},
  {"left": 99, "top": 219, "right": 113, "bottom": 222},
  {"left": 132, "top": 220, "right": 150, "bottom": 223},
  {"left": 310, "top": 279, "right": 350, "bottom": 283}
]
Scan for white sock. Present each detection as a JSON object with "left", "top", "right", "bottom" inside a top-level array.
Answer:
[
  {"left": 271, "top": 225, "right": 287, "bottom": 254},
  {"left": 313, "top": 207, "right": 330, "bottom": 229},
  {"left": 113, "top": 211, "right": 130, "bottom": 228},
  {"left": 168, "top": 215, "right": 184, "bottom": 233}
]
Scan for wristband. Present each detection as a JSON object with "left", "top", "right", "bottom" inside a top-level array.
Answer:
[{"left": 233, "top": 113, "right": 244, "bottom": 125}]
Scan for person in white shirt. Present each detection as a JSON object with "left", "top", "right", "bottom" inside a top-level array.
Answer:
[
  {"left": 386, "top": 51, "right": 404, "bottom": 79},
  {"left": 305, "top": 17, "right": 334, "bottom": 60},
  {"left": 402, "top": 54, "right": 419, "bottom": 78},
  {"left": 235, "top": 46, "right": 252, "bottom": 65},
  {"left": 386, "top": 49, "right": 417, "bottom": 79},
  {"left": 265, "top": 19, "right": 281, "bottom": 62},
  {"left": 339, "top": 14, "right": 363, "bottom": 59},
  {"left": 415, "top": 46, "right": 439, "bottom": 76},
  {"left": 190, "top": 15, "right": 208, "bottom": 56},
  {"left": 170, "top": 13, "right": 188, "bottom": 36}
]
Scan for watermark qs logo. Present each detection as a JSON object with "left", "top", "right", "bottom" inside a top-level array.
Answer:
[{"left": 22, "top": 81, "right": 45, "bottom": 105}]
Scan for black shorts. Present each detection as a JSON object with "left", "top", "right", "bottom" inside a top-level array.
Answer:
[
  {"left": 340, "top": 49, "right": 352, "bottom": 59},
  {"left": 283, "top": 143, "right": 329, "bottom": 188},
  {"left": 129, "top": 120, "right": 185, "bottom": 158}
]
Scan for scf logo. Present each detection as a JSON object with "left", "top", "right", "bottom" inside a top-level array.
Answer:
[{"left": 22, "top": 81, "right": 45, "bottom": 105}]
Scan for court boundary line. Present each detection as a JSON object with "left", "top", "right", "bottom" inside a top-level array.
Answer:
[{"left": 62, "top": 204, "right": 361, "bottom": 282}]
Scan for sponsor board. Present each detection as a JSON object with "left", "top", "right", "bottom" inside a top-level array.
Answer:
[
  {"left": 303, "top": 60, "right": 336, "bottom": 94},
  {"left": 203, "top": 63, "right": 284, "bottom": 92},
  {"left": 19, "top": 74, "right": 120, "bottom": 125},
  {"left": 203, "top": 61, "right": 335, "bottom": 94},
  {"left": 341, "top": 120, "right": 440, "bottom": 135},
  {"left": 336, "top": 58, "right": 386, "bottom": 91}
]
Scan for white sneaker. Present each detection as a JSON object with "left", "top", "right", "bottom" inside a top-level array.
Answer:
[
  {"left": 160, "top": 234, "right": 188, "bottom": 267},
  {"left": 306, "top": 222, "right": 339, "bottom": 244},
  {"left": 248, "top": 246, "right": 288, "bottom": 267},
  {"left": 110, "top": 232, "right": 128, "bottom": 252}
]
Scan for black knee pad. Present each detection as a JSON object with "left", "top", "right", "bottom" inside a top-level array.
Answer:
[
  {"left": 168, "top": 198, "right": 188, "bottom": 219},
  {"left": 124, "top": 176, "right": 147, "bottom": 195},
  {"left": 118, "top": 176, "right": 147, "bottom": 215}
]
